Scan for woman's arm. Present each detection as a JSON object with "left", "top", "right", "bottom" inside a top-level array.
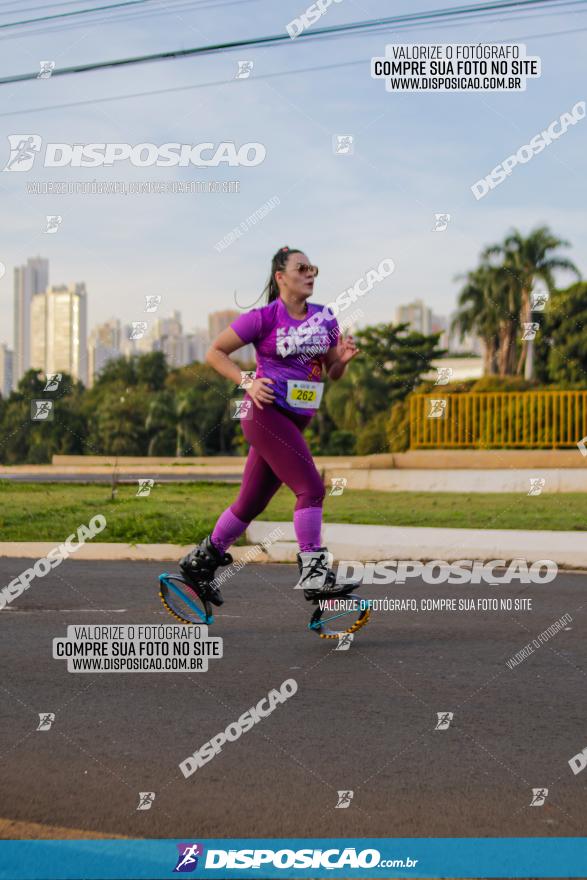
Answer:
[
  {"left": 324, "top": 332, "right": 360, "bottom": 380},
  {"left": 205, "top": 327, "right": 248, "bottom": 385},
  {"left": 206, "top": 326, "right": 275, "bottom": 409}
]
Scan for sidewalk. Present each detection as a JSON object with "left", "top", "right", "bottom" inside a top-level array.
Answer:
[{"left": 0, "top": 522, "right": 586, "bottom": 567}]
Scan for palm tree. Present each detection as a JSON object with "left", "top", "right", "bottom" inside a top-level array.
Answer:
[
  {"left": 145, "top": 389, "right": 206, "bottom": 456},
  {"left": 453, "top": 265, "right": 517, "bottom": 376},
  {"left": 483, "top": 226, "right": 580, "bottom": 379}
]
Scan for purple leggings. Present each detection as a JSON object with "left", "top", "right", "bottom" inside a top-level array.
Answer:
[{"left": 211, "top": 399, "right": 325, "bottom": 553}]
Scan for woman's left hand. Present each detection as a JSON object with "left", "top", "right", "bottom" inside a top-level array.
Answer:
[{"left": 335, "top": 333, "right": 360, "bottom": 365}]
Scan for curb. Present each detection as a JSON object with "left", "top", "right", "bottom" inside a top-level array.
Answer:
[
  {"left": 246, "top": 522, "right": 587, "bottom": 568},
  {"left": 1, "top": 521, "right": 587, "bottom": 567},
  {"left": 0, "top": 544, "right": 269, "bottom": 563}
]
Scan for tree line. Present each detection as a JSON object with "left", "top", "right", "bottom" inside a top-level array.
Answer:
[
  {"left": 452, "top": 225, "right": 581, "bottom": 379},
  {"left": 1, "top": 223, "right": 583, "bottom": 463},
  {"left": 0, "top": 325, "right": 443, "bottom": 463}
]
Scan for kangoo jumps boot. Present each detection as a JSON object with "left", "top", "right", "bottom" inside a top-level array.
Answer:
[
  {"left": 179, "top": 535, "right": 233, "bottom": 607},
  {"left": 294, "top": 547, "right": 361, "bottom": 601}
]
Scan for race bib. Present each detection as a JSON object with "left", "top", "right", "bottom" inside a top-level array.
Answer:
[{"left": 286, "top": 380, "right": 324, "bottom": 409}]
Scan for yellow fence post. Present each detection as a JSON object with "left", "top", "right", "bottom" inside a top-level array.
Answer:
[{"left": 407, "top": 391, "right": 584, "bottom": 449}]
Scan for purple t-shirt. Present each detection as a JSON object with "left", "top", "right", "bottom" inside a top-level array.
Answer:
[{"left": 231, "top": 297, "right": 340, "bottom": 417}]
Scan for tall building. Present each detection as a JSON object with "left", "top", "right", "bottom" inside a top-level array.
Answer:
[
  {"left": 120, "top": 323, "right": 140, "bottom": 359},
  {"left": 208, "top": 309, "right": 254, "bottom": 364},
  {"left": 30, "top": 283, "right": 88, "bottom": 385},
  {"left": 430, "top": 313, "right": 449, "bottom": 351},
  {"left": 0, "top": 344, "right": 13, "bottom": 397},
  {"left": 30, "top": 292, "right": 47, "bottom": 372},
  {"left": 208, "top": 309, "right": 240, "bottom": 339},
  {"left": 185, "top": 327, "right": 210, "bottom": 363},
  {"left": 13, "top": 256, "right": 49, "bottom": 384},
  {"left": 150, "top": 310, "right": 184, "bottom": 367},
  {"left": 395, "top": 299, "right": 432, "bottom": 335},
  {"left": 88, "top": 318, "right": 122, "bottom": 387}
]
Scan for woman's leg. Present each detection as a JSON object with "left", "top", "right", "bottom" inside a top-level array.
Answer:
[
  {"left": 211, "top": 446, "right": 282, "bottom": 554},
  {"left": 239, "top": 403, "right": 325, "bottom": 552}
]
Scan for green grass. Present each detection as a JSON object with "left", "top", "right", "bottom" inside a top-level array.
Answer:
[{"left": 0, "top": 481, "right": 586, "bottom": 542}]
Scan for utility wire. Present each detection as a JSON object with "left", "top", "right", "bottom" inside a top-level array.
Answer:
[
  {"left": 0, "top": 0, "right": 251, "bottom": 20},
  {"left": 0, "top": 0, "right": 163, "bottom": 28},
  {"left": 0, "top": 0, "right": 256, "bottom": 34},
  {"left": 0, "top": 0, "right": 582, "bottom": 83},
  {"left": 2, "top": 0, "right": 582, "bottom": 38},
  {"left": 0, "top": 0, "right": 580, "bottom": 42},
  {"left": 0, "top": 0, "right": 577, "bottom": 29},
  {"left": 0, "top": 20, "right": 583, "bottom": 116}
]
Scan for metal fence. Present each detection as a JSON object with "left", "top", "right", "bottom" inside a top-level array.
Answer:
[{"left": 409, "top": 391, "right": 587, "bottom": 449}]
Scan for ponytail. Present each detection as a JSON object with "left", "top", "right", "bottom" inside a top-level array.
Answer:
[{"left": 263, "top": 246, "right": 304, "bottom": 304}]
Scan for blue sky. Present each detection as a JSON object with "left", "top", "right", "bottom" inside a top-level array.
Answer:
[{"left": 0, "top": 0, "right": 585, "bottom": 346}]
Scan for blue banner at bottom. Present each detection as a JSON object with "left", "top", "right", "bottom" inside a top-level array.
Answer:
[{"left": 0, "top": 837, "right": 586, "bottom": 879}]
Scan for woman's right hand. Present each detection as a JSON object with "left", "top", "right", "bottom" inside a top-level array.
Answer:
[{"left": 248, "top": 377, "right": 275, "bottom": 409}]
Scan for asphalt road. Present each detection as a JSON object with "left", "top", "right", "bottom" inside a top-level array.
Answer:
[
  {"left": 0, "top": 473, "right": 240, "bottom": 483},
  {"left": 0, "top": 558, "right": 585, "bottom": 841}
]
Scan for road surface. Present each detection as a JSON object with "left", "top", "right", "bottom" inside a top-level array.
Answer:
[
  {"left": 0, "top": 473, "right": 240, "bottom": 483},
  {"left": 0, "top": 558, "right": 585, "bottom": 840}
]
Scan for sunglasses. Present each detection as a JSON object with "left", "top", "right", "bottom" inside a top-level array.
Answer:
[{"left": 293, "top": 262, "right": 319, "bottom": 277}]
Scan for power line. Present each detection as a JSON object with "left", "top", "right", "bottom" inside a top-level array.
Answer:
[
  {"left": 0, "top": 0, "right": 103, "bottom": 11},
  {"left": 0, "top": 0, "right": 579, "bottom": 43},
  {"left": 2, "top": 0, "right": 581, "bottom": 38},
  {"left": 1, "top": 0, "right": 577, "bottom": 30},
  {"left": 0, "top": 0, "right": 250, "bottom": 23},
  {"left": 0, "top": 20, "right": 582, "bottom": 117},
  {"left": 0, "top": 0, "right": 255, "bottom": 35},
  {"left": 0, "top": 0, "right": 162, "bottom": 28},
  {"left": 0, "top": 0, "right": 582, "bottom": 83}
]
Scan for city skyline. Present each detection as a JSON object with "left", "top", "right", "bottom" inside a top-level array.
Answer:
[
  {"left": 3, "top": 252, "right": 481, "bottom": 393},
  {"left": 5, "top": 255, "right": 266, "bottom": 391}
]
